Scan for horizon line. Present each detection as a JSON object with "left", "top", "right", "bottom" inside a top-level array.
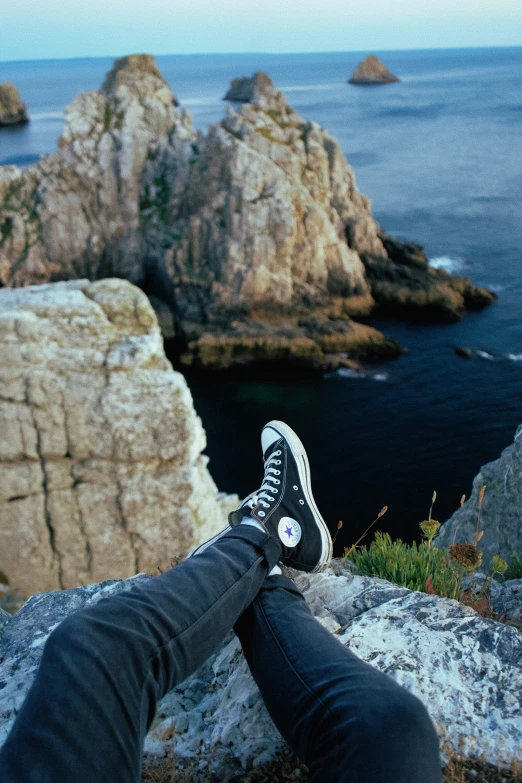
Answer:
[{"left": 1, "top": 42, "right": 521, "bottom": 65}]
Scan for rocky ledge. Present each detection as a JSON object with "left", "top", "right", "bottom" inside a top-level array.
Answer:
[
  {"left": 1, "top": 566, "right": 520, "bottom": 778},
  {"left": 349, "top": 55, "right": 400, "bottom": 85},
  {"left": 0, "top": 56, "right": 495, "bottom": 370},
  {"left": 0, "top": 279, "right": 234, "bottom": 596},
  {"left": 0, "top": 82, "right": 29, "bottom": 126},
  {"left": 436, "top": 424, "right": 522, "bottom": 571}
]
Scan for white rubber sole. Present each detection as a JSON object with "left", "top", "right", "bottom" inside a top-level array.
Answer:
[{"left": 263, "top": 420, "right": 333, "bottom": 572}]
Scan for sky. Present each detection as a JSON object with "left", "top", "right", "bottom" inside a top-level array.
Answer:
[{"left": 2, "top": 0, "right": 521, "bottom": 61}]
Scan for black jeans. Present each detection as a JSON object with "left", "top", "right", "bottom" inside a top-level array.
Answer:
[{"left": 0, "top": 525, "right": 441, "bottom": 782}]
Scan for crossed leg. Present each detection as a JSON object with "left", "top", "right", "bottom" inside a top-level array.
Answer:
[{"left": 0, "top": 526, "right": 441, "bottom": 783}]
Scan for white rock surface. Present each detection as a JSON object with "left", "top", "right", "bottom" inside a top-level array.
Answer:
[
  {"left": 1, "top": 568, "right": 520, "bottom": 774},
  {"left": 0, "top": 279, "right": 231, "bottom": 595}
]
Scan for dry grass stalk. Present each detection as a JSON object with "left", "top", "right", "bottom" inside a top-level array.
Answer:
[
  {"left": 344, "top": 506, "right": 388, "bottom": 559},
  {"left": 429, "top": 490, "right": 437, "bottom": 521},
  {"left": 331, "top": 520, "right": 343, "bottom": 547}
]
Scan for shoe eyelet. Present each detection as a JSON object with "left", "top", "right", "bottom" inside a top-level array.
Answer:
[
  {"left": 275, "top": 460, "right": 281, "bottom": 466},
  {"left": 275, "top": 470, "right": 280, "bottom": 475},
  {"left": 293, "top": 485, "right": 299, "bottom": 491},
  {"left": 258, "top": 510, "right": 266, "bottom": 517},
  {"left": 275, "top": 450, "right": 281, "bottom": 456},
  {"left": 274, "top": 479, "right": 280, "bottom": 485},
  {"left": 272, "top": 488, "right": 278, "bottom": 493},
  {"left": 299, "top": 499, "right": 305, "bottom": 505}
]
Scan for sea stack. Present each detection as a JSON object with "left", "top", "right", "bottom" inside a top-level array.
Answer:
[
  {"left": 0, "top": 82, "right": 29, "bottom": 126},
  {"left": 223, "top": 71, "right": 273, "bottom": 101},
  {"left": 348, "top": 55, "right": 400, "bottom": 85}
]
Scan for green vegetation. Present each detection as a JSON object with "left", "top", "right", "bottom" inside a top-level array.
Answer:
[
  {"left": 504, "top": 554, "right": 522, "bottom": 580},
  {"left": 343, "top": 488, "right": 521, "bottom": 627},
  {"left": 139, "top": 174, "right": 171, "bottom": 222},
  {"left": 0, "top": 217, "right": 13, "bottom": 243},
  {"left": 345, "top": 531, "right": 460, "bottom": 596}
]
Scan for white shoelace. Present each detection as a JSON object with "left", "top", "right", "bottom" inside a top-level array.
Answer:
[{"left": 242, "top": 450, "right": 282, "bottom": 513}]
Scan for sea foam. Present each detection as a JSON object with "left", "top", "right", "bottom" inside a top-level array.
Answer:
[{"left": 429, "top": 256, "right": 464, "bottom": 273}]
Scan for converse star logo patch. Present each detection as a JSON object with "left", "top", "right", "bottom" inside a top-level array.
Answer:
[{"left": 278, "top": 517, "right": 301, "bottom": 547}]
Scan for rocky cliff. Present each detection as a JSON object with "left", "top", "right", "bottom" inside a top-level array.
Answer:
[
  {"left": 436, "top": 425, "right": 522, "bottom": 571},
  {"left": 0, "top": 83, "right": 29, "bottom": 126},
  {"left": 0, "top": 56, "right": 496, "bottom": 369},
  {"left": 0, "top": 279, "right": 232, "bottom": 596},
  {"left": 349, "top": 55, "right": 400, "bottom": 85},
  {"left": 1, "top": 567, "right": 521, "bottom": 777}
]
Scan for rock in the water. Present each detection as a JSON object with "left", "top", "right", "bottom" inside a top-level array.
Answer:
[
  {"left": 363, "top": 232, "right": 497, "bottom": 321},
  {"left": 436, "top": 425, "right": 522, "bottom": 571},
  {"left": 223, "top": 71, "right": 274, "bottom": 102},
  {"left": 0, "top": 279, "right": 232, "bottom": 595},
  {"left": 0, "top": 83, "right": 29, "bottom": 126},
  {"left": 0, "top": 56, "right": 496, "bottom": 369},
  {"left": 1, "top": 568, "right": 521, "bottom": 775},
  {"left": 349, "top": 55, "right": 400, "bottom": 85},
  {"left": 455, "top": 346, "right": 472, "bottom": 358}
]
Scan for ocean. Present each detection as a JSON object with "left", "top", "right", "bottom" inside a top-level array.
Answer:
[{"left": 1, "top": 47, "right": 521, "bottom": 552}]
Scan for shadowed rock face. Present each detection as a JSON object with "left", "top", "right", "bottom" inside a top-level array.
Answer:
[
  {"left": 1, "top": 567, "right": 521, "bottom": 774},
  {"left": 436, "top": 425, "right": 522, "bottom": 570},
  {"left": 348, "top": 55, "right": 400, "bottom": 85},
  {"left": 0, "top": 57, "right": 495, "bottom": 369},
  {"left": 223, "top": 71, "right": 274, "bottom": 101},
  {"left": 0, "top": 83, "right": 29, "bottom": 126},
  {"left": 0, "top": 279, "right": 233, "bottom": 595}
]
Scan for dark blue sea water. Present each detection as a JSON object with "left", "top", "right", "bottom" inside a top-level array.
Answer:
[{"left": 1, "top": 48, "right": 521, "bottom": 551}]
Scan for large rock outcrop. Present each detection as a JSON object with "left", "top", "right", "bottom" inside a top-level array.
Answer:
[
  {"left": 1, "top": 567, "right": 521, "bottom": 777},
  {"left": 0, "top": 83, "right": 29, "bottom": 126},
  {"left": 0, "top": 56, "right": 496, "bottom": 369},
  {"left": 436, "top": 425, "right": 522, "bottom": 571},
  {"left": 349, "top": 55, "right": 400, "bottom": 85},
  {"left": 0, "top": 54, "right": 194, "bottom": 289},
  {"left": 0, "top": 279, "right": 231, "bottom": 596}
]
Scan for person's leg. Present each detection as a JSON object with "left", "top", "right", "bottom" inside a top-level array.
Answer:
[
  {"left": 235, "top": 574, "right": 442, "bottom": 783},
  {"left": 0, "top": 525, "right": 280, "bottom": 783}
]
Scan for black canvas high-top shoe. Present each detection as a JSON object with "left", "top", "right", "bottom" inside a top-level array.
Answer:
[
  {"left": 228, "top": 420, "right": 332, "bottom": 572},
  {"left": 188, "top": 421, "right": 332, "bottom": 573}
]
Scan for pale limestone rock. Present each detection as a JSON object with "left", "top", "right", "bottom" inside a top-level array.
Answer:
[
  {"left": 0, "top": 83, "right": 29, "bottom": 126},
  {"left": 0, "top": 279, "right": 230, "bottom": 595},
  {"left": 0, "top": 54, "right": 195, "bottom": 288},
  {"left": 436, "top": 424, "right": 522, "bottom": 571},
  {"left": 1, "top": 569, "right": 520, "bottom": 775}
]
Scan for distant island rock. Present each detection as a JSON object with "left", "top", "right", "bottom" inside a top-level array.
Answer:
[
  {"left": 349, "top": 55, "right": 400, "bottom": 85},
  {"left": 223, "top": 71, "right": 273, "bottom": 101},
  {"left": 0, "top": 82, "right": 29, "bottom": 126}
]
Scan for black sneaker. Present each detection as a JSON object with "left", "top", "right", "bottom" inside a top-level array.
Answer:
[
  {"left": 229, "top": 420, "right": 332, "bottom": 572},
  {"left": 187, "top": 421, "right": 332, "bottom": 573}
]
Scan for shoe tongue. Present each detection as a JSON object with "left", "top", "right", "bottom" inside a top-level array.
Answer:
[{"left": 261, "top": 427, "right": 282, "bottom": 459}]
